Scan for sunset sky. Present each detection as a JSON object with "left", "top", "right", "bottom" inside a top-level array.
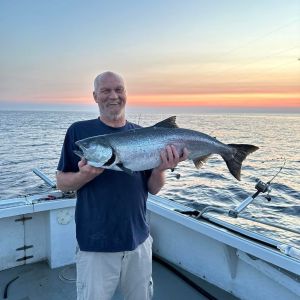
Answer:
[{"left": 0, "top": 1, "right": 299, "bottom": 113}]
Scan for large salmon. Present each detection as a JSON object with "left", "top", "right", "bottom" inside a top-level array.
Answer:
[{"left": 75, "top": 116, "right": 258, "bottom": 180}]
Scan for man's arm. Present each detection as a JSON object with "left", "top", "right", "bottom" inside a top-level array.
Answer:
[
  {"left": 56, "top": 159, "right": 104, "bottom": 192},
  {"left": 148, "top": 145, "right": 188, "bottom": 195}
]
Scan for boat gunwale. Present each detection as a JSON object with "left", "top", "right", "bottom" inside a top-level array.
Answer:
[{"left": 148, "top": 194, "right": 300, "bottom": 275}]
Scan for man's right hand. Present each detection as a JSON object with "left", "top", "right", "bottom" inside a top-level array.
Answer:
[
  {"left": 78, "top": 158, "right": 105, "bottom": 179},
  {"left": 56, "top": 158, "right": 105, "bottom": 193}
]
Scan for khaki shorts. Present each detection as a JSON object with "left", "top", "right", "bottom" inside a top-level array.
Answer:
[{"left": 76, "top": 236, "right": 153, "bottom": 300}]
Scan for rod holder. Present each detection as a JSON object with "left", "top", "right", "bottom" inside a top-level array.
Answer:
[
  {"left": 229, "top": 179, "right": 271, "bottom": 218},
  {"left": 32, "top": 168, "right": 56, "bottom": 188}
]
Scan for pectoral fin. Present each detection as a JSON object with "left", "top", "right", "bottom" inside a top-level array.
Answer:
[
  {"left": 116, "top": 163, "right": 134, "bottom": 175},
  {"left": 193, "top": 154, "right": 212, "bottom": 169}
]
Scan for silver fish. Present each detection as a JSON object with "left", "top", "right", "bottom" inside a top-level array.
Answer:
[{"left": 75, "top": 116, "right": 258, "bottom": 180}]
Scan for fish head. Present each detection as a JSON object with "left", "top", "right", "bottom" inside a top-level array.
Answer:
[{"left": 75, "top": 138, "right": 113, "bottom": 167}]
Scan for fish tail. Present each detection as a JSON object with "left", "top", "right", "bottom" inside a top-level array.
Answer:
[{"left": 223, "top": 144, "right": 259, "bottom": 180}]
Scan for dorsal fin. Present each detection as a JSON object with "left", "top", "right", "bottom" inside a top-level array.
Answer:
[{"left": 153, "top": 116, "right": 178, "bottom": 128}]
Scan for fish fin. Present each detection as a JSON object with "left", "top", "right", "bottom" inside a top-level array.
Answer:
[
  {"left": 153, "top": 116, "right": 178, "bottom": 128},
  {"left": 224, "top": 144, "right": 259, "bottom": 181},
  {"left": 116, "top": 163, "right": 134, "bottom": 175},
  {"left": 73, "top": 150, "right": 84, "bottom": 159},
  {"left": 193, "top": 154, "right": 212, "bottom": 169}
]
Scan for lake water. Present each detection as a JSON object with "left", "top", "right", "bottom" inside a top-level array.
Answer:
[{"left": 0, "top": 110, "right": 299, "bottom": 248}]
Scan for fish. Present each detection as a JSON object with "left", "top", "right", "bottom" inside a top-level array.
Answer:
[{"left": 74, "top": 116, "right": 259, "bottom": 180}]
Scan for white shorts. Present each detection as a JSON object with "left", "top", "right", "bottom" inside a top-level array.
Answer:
[{"left": 76, "top": 236, "right": 153, "bottom": 300}]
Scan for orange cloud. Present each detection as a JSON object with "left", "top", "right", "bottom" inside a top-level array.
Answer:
[{"left": 128, "top": 93, "right": 300, "bottom": 108}]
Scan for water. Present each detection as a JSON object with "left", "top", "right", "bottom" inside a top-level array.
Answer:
[{"left": 1, "top": 111, "right": 299, "bottom": 248}]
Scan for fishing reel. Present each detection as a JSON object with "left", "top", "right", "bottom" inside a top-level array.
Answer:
[
  {"left": 228, "top": 159, "right": 286, "bottom": 217},
  {"left": 255, "top": 179, "right": 271, "bottom": 193},
  {"left": 255, "top": 178, "right": 272, "bottom": 201}
]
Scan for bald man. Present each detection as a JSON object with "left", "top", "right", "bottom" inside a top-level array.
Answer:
[{"left": 56, "top": 71, "right": 187, "bottom": 300}]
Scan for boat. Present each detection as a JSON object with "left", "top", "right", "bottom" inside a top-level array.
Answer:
[{"left": 0, "top": 169, "right": 299, "bottom": 300}]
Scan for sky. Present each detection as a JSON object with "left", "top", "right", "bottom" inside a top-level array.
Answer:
[{"left": 0, "top": 0, "right": 299, "bottom": 113}]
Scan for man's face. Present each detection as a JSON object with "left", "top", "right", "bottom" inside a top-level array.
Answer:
[{"left": 93, "top": 74, "right": 127, "bottom": 121}]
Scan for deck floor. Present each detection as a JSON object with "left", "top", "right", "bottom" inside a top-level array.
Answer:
[{"left": 0, "top": 260, "right": 237, "bottom": 300}]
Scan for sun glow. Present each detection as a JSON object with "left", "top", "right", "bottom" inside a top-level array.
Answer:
[
  {"left": 128, "top": 93, "right": 300, "bottom": 108},
  {"left": 0, "top": 1, "right": 299, "bottom": 112}
]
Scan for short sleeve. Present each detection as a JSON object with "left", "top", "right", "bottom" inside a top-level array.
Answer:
[
  {"left": 57, "top": 126, "right": 80, "bottom": 172},
  {"left": 144, "top": 169, "right": 153, "bottom": 180}
]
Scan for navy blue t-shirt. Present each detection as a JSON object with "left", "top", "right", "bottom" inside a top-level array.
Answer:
[{"left": 57, "top": 118, "right": 151, "bottom": 252}]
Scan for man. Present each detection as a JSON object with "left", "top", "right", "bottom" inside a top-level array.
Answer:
[{"left": 56, "top": 71, "right": 188, "bottom": 300}]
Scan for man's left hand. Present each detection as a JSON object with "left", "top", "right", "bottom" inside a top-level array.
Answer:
[{"left": 155, "top": 145, "right": 188, "bottom": 172}]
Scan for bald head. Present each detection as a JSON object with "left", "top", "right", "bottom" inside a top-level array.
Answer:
[
  {"left": 94, "top": 71, "right": 125, "bottom": 92},
  {"left": 93, "top": 71, "right": 127, "bottom": 125}
]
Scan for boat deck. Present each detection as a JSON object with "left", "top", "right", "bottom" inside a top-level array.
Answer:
[{"left": 0, "top": 259, "right": 238, "bottom": 300}]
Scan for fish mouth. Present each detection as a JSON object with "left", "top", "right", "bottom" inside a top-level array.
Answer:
[
  {"left": 73, "top": 142, "right": 88, "bottom": 161},
  {"left": 73, "top": 149, "right": 84, "bottom": 159},
  {"left": 75, "top": 140, "right": 89, "bottom": 150}
]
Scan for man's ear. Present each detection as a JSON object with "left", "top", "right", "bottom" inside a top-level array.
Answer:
[{"left": 93, "top": 91, "right": 98, "bottom": 103}]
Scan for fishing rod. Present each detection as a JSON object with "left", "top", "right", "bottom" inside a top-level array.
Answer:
[
  {"left": 228, "top": 158, "right": 286, "bottom": 218},
  {"left": 196, "top": 158, "right": 286, "bottom": 219},
  {"left": 174, "top": 159, "right": 300, "bottom": 260}
]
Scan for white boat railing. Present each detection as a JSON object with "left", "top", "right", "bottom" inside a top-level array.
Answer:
[{"left": 0, "top": 168, "right": 299, "bottom": 300}]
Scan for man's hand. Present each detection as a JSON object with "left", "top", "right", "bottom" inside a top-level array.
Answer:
[
  {"left": 148, "top": 145, "right": 188, "bottom": 195},
  {"left": 56, "top": 158, "right": 105, "bottom": 192},
  {"left": 155, "top": 145, "right": 188, "bottom": 172},
  {"left": 78, "top": 158, "right": 105, "bottom": 179}
]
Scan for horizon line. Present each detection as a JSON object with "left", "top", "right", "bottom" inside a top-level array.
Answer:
[{"left": 0, "top": 104, "right": 300, "bottom": 114}]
